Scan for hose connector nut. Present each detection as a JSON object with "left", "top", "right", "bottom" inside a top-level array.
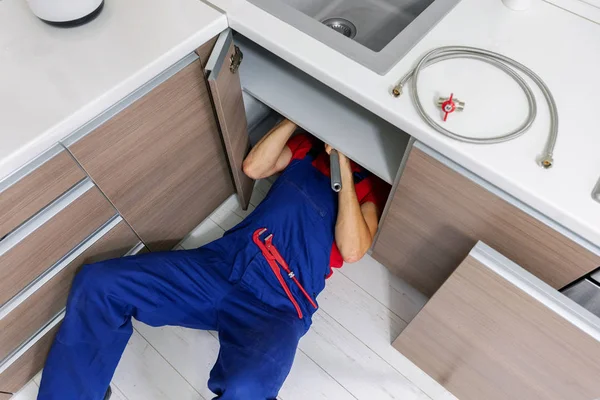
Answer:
[
  {"left": 392, "top": 85, "right": 403, "bottom": 98},
  {"left": 540, "top": 155, "right": 554, "bottom": 169}
]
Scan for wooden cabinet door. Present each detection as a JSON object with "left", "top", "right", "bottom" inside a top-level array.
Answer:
[
  {"left": 372, "top": 143, "right": 600, "bottom": 297},
  {"left": 66, "top": 54, "right": 234, "bottom": 251},
  {"left": 205, "top": 30, "right": 254, "bottom": 210},
  {"left": 395, "top": 242, "right": 600, "bottom": 400}
]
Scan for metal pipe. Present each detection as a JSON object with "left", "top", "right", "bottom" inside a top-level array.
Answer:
[
  {"left": 330, "top": 150, "right": 342, "bottom": 192},
  {"left": 392, "top": 46, "right": 559, "bottom": 168}
]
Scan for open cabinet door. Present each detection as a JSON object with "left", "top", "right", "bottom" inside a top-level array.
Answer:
[
  {"left": 394, "top": 242, "right": 600, "bottom": 400},
  {"left": 205, "top": 30, "right": 254, "bottom": 210}
]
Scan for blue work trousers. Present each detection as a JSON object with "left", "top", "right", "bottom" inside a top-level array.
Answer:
[{"left": 37, "top": 247, "right": 311, "bottom": 400}]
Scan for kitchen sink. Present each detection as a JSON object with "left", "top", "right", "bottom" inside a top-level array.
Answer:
[{"left": 247, "top": 0, "right": 461, "bottom": 74}]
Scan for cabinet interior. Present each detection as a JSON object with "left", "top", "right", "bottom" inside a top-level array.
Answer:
[
  {"left": 234, "top": 34, "right": 410, "bottom": 186},
  {"left": 242, "top": 89, "right": 392, "bottom": 220}
]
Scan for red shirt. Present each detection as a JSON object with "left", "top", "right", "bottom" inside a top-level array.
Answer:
[{"left": 286, "top": 134, "right": 388, "bottom": 276}]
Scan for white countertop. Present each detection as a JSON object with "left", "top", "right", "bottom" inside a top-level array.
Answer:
[
  {"left": 2, "top": 0, "right": 600, "bottom": 251},
  {"left": 0, "top": 0, "right": 227, "bottom": 179},
  {"left": 212, "top": 0, "right": 600, "bottom": 249}
]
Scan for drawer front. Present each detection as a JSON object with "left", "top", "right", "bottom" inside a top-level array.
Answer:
[
  {"left": 394, "top": 242, "right": 600, "bottom": 400},
  {"left": 0, "top": 181, "right": 116, "bottom": 306},
  {"left": 0, "top": 146, "right": 85, "bottom": 240},
  {"left": 66, "top": 55, "right": 234, "bottom": 251},
  {"left": 373, "top": 145, "right": 600, "bottom": 296},
  {"left": 0, "top": 218, "right": 140, "bottom": 361},
  {"left": 0, "top": 315, "right": 61, "bottom": 393}
]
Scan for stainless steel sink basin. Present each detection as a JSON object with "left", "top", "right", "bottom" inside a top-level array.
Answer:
[{"left": 247, "top": 0, "right": 461, "bottom": 74}]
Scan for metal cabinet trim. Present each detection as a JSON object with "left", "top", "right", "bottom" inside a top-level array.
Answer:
[
  {"left": 0, "top": 146, "right": 63, "bottom": 194},
  {"left": 470, "top": 241, "right": 600, "bottom": 342},
  {"left": 0, "top": 179, "right": 94, "bottom": 259}
]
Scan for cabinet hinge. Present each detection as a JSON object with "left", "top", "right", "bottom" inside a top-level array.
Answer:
[{"left": 230, "top": 45, "right": 243, "bottom": 74}]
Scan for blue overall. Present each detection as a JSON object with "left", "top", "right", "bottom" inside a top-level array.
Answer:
[{"left": 37, "top": 156, "right": 337, "bottom": 400}]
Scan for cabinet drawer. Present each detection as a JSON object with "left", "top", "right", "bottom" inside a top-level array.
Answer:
[
  {"left": 0, "top": 180, "right": 116, "bottom": 306},
  {"left": 0, "top": 217, "right": 140, "bottom": 362},
  {"left": 0, "top": 146, "right": 85, "bottom": 240},
  {"left": 65, "top": 54, "right": 233, "bottom": 252},
  {"left": 394, "top": 242, "right": 600, "bottom": 400},
  {"left": 373, "top": 143, "right": 600, "bottom": 296},
  {"left": 0, "top": 313, "right": 61, "bottom": 393}
]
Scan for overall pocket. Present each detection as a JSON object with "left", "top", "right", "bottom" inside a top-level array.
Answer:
[{"left": 238, "top": 252, "right": 304, "bottom": 317}]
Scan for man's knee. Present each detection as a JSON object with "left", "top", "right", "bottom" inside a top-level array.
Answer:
[
  {"left": 69, "top": 261, "right": 120, "bottom": 305},
  {"left": 58, "top": 260, "right": 130, "bottom": 344}
]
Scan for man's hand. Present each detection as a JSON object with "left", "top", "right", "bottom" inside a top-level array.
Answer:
[{"left": 325, "top": 144, "right": 351, "bottom": 170}]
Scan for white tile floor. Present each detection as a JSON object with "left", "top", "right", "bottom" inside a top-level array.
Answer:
[{"left": 13, "top": 180, "right": 457, "bottom": 400}]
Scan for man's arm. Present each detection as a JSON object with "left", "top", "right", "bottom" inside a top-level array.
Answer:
[
  {"left": 242, "top": 119, "right": 297, "bottom": 179},
  {"left": 327, "top": 145, "right": 380, "bottom": 263}
]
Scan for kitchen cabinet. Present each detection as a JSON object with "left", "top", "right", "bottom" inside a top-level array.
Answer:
[
  {"left": 64, "top": 53, "right": 235, "bottom": 252},
  {"left": 0, "top": 33, "right": 248, "bottom": 395},
  {"left": 372, "top": 142, "right": 600, "bottom": 297},
  {"left": 394, "top": 241, "right": 600, "bottom": 400}
]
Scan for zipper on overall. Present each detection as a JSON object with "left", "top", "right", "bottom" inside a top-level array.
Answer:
[{"left": 252, "top": 228, "right": 318, "bottom": 319}]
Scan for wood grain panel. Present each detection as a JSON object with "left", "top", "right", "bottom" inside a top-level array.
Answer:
[
  {"left": 207, "top": 34, "right": 254, "bottom": 210},
  {"left": 68, "top": 60, "right": 234, "bottom": 251},
  {"left": 0, "top": 151, "right": 85, "bottom": 240},
  {"left": 0, "top": 392, "right": 11, "bottom": 399},
  {"left": 0, "top": 187, "right": 115, "bottom": 305},
  {"left": 372, "top": 147, "right": 600, "bottom": 296},
  {"left": 0, "top": 324, "right": 59, "bottom": 393},
  {"left": 394, "top": 255, "right": 600, "bottom": 400},
  {"left": 0, "top": 221, "right": 139, "bottom": 361}
]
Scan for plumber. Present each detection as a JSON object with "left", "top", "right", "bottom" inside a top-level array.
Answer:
[{"left": 37, "top": 118, "right": 386, "bottom": 400}]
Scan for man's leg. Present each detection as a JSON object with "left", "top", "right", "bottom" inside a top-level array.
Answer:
[
  {"left": 38, "top": 248, "right": 232, "bottom": 400},
  {"left": 208, "top": 288, "right": 309, "bottom": 400}
]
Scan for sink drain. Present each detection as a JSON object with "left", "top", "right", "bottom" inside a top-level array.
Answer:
[{"left": 322, "top": 18, "right": 357, "bottom": 39}]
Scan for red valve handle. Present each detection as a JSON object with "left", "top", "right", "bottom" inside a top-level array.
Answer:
[{"left": 441, "top": 93, "right": 456, "bottom": 122}]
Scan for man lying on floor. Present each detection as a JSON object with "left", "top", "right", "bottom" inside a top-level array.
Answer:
[{"left": 37, "top": 118, "right": 387, "bottom": 400}]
